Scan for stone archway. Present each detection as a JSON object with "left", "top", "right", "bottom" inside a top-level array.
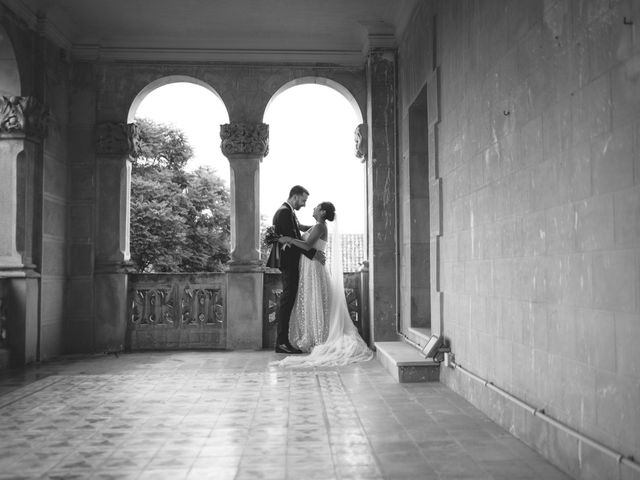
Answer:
[
  {"left": 81, "top": 60, "right": 392, "bottom": 353},
  {"left": 0, "top": 23, "right": 47, "bottom": 272},
  {"left": 127, "top": 75, "right": 228, "bottom": 123},
  {"left": 0, "top": 23, "right": 48, "bottom": 366},
  {"left": 126, "top": 76, "right": 231, "bottom": 264},
  {"left": 261, "top": 77, "right": 366, "bottom": 237},
  {"left": 95, "top": 75, "right": 231, "bottom": 274},
  {"left": 0, "top": 24, "right": 20, "bottom": 97},
  {"left": 0, "top": 23, "right": 23, "bottom": 266},
  {"left": 122, "top": 77, "right": 233, "bottom": 351},
  {"left": 260, "top": 77, "right": 369, "bottom": 345},
  {"left": 255, "top": 70, "right": 398, "bottom": 347},
  {"left": 265, "top": 76, "right": 364, "bottom": 124}
]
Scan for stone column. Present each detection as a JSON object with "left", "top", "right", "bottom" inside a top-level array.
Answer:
[
  {"left": 0, "top": 96, "right": 47, "bottom": 269},
  {"left": 0, "top": 95, "right": 47, "bottom": 365},
  {"left": 365, "top": 35, "right": 399, "bottom": 343},
  {"left": 220, "top": 122, "right": 267, "bottom": 349},
  {"left": 0, "top": 136, "right": 26, "bottom": 269},
  {"left": 93, "top": 122, "right": 137, "bottom": 352}
]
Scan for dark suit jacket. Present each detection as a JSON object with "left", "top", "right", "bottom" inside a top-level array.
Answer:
[{"left": 267, "top": 202, "right": 316, "bottom": 271}]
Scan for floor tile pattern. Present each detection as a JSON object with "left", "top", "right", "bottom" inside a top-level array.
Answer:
[{"left": 0, "top": 352, "right": 572, "bottom": 480}]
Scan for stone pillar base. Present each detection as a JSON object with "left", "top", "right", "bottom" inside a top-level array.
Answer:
[
  {"left": 226, "top": 268, "right": 264, "bottom": 350},
  {"left": 94, "top": 272, "right": 128, "bottom": 353},
  {"left": 2, "top": 270, "right": 40, "bottom": 366}
]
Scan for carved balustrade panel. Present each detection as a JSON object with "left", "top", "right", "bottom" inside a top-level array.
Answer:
[
  {"left": 262, "top": 272, "right": 282, "bottom": 348},
  {"left": 343, "top": 273, "right": 366, "bottom": 341},
  {"left": 127, "top": 273, "right": 226, "bottom": 350},
  {"left": 130, "top": 288, "right": 175, "bottom": 325},
  {"left": 181, "top": 286, "right": 225, "bottom": 325}
]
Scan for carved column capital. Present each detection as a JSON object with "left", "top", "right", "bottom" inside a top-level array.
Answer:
[
  {"left": 95, "top": 122, "right": 140, "bottom": 156},
  {"left": 355, "top": 123, "right": 368, "bottom": 161},
  {"left": 0, "top": 96, "right": 49, "bottom": 139},
  {"left": 220, "top": 122, "right": 269, "bottom": 157}
]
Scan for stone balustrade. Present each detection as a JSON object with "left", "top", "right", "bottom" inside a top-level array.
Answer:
[
  {"left": 127, "top": 270, "right": 368, "bottom": 351},
  {"left": 127, "top": 273, "right": 226, "bottom": 350}
]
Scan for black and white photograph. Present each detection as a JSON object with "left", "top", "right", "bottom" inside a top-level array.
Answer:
[{"left": 0, "top": 0, "right": 638, "bottom": 479}]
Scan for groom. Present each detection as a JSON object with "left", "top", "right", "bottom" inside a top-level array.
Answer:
[{"left": 268, "top": 185, "right": 325, "bottom": 354}]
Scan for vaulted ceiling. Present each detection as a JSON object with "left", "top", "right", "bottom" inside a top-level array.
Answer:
[{"left": 3, "top": 0, "right": 418, "bottom": 64}]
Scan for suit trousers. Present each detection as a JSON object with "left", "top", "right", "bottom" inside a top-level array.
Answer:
[{"left": 276, "top": 265, "right": 300, "bottom": 347}]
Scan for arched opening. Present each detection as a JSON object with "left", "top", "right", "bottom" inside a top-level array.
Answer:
[
  {"left": 127, "top": 78, "right": 231, "bottom": 273},
  {"left": 128, "top": 76, "right": 230, "bottom": 183},
  {"left": 261, "top": 79, "right": 368, "bottom": 346},
  {"left": 0, "top": 24, "right": 24, "bottom": 363},
  {"left": 265, "top": 77, "right": 363, "bottom": 125},
  {"left": 262, "top": 80, "right": 366, "bottom": 267},
  {"left": 0, "top": 25, "right": 21, "bottom": 96},
  {"left": 0, "top": 24, "right": 22, "bottom": 265}
]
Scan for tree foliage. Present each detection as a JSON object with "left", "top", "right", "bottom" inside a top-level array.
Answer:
[
  {"left": 259, "top": 214, "right": 274, "bottom": 266},
  {"left": 134, "top": 118, "right": 194, "bottom": 171},
  {"left": 130, "top": 118, "right": 230, "bottom": 272}
]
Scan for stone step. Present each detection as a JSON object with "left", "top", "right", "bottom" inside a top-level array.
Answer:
[{"left": 375, "top": 341, "right": 440, "bottom": 383}]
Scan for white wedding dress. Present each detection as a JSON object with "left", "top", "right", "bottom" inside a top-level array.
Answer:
[
  {"left": 289, "top": 233, "right": 331, "bottom": 352},
  {"left": 273, "top": 225, "right": 373, "bottom": 368}
]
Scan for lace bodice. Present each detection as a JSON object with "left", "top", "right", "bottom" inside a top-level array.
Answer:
[
  {"left": 314, "top": 239, "right": 327, "bottom": 252},
  {"left": 302, "top": 230, "right": 326, "bottom": 252}
]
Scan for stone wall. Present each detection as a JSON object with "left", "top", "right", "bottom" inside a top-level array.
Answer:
[
  {"left": 95, "top": 63, "right": 367, "bottom": 124},
  {"left": 0, "top": 6, "right": 71, "bottom": 362},
  {"left": 398, "top": 0, "right": 640, "bottom": 478},
  {"left": 40, "top": 40, "right": 70, "bottom": 360},
  {"left": 65, "top": 62, "right": 96, "bottom": 353}
]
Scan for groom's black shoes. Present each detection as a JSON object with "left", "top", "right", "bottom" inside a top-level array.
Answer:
[{"left": 275, "top": 343, "right": 303, "bottom": 354}]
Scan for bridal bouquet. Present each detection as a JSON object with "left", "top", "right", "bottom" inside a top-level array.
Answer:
[{"left": 262, "top": 226, "right": 281, "bottom": 249}]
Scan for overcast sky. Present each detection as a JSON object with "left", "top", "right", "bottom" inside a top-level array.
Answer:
[{"left": 134, "top": 82, "right": 365, "bottom": 233}]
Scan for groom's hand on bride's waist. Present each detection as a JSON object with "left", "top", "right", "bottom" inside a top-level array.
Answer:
[{"left": 314, "top": 251, "right": 326, "bottom": 265}]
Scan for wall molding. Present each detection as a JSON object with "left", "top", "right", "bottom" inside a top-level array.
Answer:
[{"left": 72, "top": 45, "right": 365, "bottom": 66}]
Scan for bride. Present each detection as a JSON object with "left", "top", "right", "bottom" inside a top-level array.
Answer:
[{"left": 273, "top": 201, "right": 373, "bottom": 367}]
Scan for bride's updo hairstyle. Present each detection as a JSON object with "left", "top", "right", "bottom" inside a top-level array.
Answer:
[{"left": 320, "top": 202, "right": 336, "bottom": 222}]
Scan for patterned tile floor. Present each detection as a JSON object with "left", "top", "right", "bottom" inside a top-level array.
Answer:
[{"left": 0, "top": 351, "right": 572, "bottom": 480}]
